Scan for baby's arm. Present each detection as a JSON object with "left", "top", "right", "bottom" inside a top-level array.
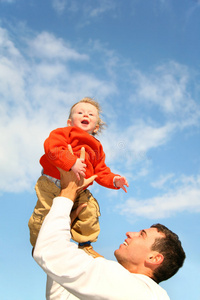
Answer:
[
  {"left": 113, "top": 176, "right": 129, "bottom": 193},
  {"left": 93, "top": 143, "right": 129, "bottom": 191}
]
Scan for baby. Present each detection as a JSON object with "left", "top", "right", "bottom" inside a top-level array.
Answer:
[{"left": 28, "top": 97, "right": 128, "bottom": 257}]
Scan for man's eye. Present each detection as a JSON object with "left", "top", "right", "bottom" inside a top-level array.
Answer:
[{"left": 140, "top": 230, "right": 146, "bottom": 238}]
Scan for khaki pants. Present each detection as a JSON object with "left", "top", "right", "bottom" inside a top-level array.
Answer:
[{"left": 28, "top": 176, "right": 100, "bottom": 247}]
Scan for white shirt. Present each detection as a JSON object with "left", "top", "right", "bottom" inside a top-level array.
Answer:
[{"left": 34, "top": 197, "right": 170, "bottom": 300}]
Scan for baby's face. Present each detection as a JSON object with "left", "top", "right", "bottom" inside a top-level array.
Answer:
[{"left": 67, "top": 102, "right": 99, "bottom": 135}]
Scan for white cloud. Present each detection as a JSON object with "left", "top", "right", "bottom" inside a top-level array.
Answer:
[
  {"left": 52, "top": 0, "right": 68, "bottom": 14},
  {"left": 0, "top": 0, "right": 15, "bottom": 3},
  {"left": 52, "top": 0, "right": 115, "bottom": 17},
  {"left": 130, "top": 61, "right": 200, "bottom": 127},
  {"left": 151, "top": 173, "right": 175, "bottom": 189},
  {"left": 117, "top": 175, "right": 200, "bottom": 220},
  {"left": 126, "top": 121, "right": 174, "bottom": 153},
  {"left": 27, "top": 32, "right": 89, "bottom": 61},
  {"left": 186, "top": 0, "right": 200, "bottom": 20},
  {"left": 88, "top": 0, "right": 115, "bottom": 18},
  {"left": 0, "top": 112, "right": 48, "bottom": 192},
  {"left": 0, "top": 27, "right": 21, "bottom": 57},
  {"left": 101, "top": 120, "right": 175, "bottom": 168}
]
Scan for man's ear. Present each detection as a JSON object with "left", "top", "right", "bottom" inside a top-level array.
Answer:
[
  {"left": 93, "top": 124, "right": 99, "bottom": 134},
  {"left": 146, "top": 252, "right": 164, "bottom": 266},
  {"left": 67, "top": 119, "right": 72, "bottom": 126}
]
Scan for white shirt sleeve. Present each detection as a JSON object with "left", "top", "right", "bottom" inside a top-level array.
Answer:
[{"left": 34, "top": 197, "right": 170, "bottom": 300}]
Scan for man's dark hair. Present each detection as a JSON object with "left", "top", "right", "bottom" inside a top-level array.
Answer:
[{"left": 150, "top": 223, "right": 186, "bottom": 283}]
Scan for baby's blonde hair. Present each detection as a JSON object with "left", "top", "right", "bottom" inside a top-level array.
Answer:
[{"left": 68, "top": 97, "right": 106, "bottom": 135}]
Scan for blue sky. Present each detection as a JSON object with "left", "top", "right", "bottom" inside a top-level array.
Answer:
[{"left": 0, "top": 0, "right": 200, "bottom": 299}]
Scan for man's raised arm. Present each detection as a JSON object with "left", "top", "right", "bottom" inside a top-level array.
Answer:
[{"left": 33, "top": 147, "right": 97, "bottom": 275}]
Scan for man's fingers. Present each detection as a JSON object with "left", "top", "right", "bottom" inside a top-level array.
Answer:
[
  {"left": 84, "top": 175, "right": 97, "bottom": 187},
  {"left": 68, "top": 145, "right": 85, "bottom": 161},
  {"left": 68, "top": 144, "right": 73, "bottom": 154},
  {"left": 57, "top": 167, "right": 65, "bottom": 179},
  {"left": 70, "top": 203, "right": 87, "bottom": 224},
  {"left": 77, "top": 175, "right": 97, "bottom": 192},
  {"left": 80, "top": 147, "right": 85, "bottom": 161},
  {"left": 76, "top": 203, "right": 87, "bottom": 216},
  {"left": 75, "top": 172, "right": 80, "bottom": 181}
]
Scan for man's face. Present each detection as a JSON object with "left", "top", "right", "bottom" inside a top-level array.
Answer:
[{"left": 114, "top": 227, "right": 164, "bottom": 271}]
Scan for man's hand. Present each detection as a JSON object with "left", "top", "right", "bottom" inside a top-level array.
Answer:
[
  {"left": 70, "top": 202, "right": 87, "bottom": 224},
  {"left": 114, "top": 176, "right": 129, "bottom": 193},
  {"left": 58, "top": 147, "right": 97, "bottom": 202}
]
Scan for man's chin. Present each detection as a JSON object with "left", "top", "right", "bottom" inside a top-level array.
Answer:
[{"left": 114, "top": 249, "right": 120, "bottom": 261}]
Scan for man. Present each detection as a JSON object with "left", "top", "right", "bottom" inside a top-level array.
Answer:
[{"left": 33, "top": 149, "right": 186, "bottom": 300}]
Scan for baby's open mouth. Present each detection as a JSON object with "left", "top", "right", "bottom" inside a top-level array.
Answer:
[{"left": 81, "top": 120, "right": 89, "bottom": 124}]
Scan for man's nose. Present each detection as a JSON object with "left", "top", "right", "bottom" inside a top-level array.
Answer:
[
  {"left": 126, "top": 231, "right": 138, "bottom": 238},
  {"left": 126, "top": 232, "right": 134, "bottom": 238}
]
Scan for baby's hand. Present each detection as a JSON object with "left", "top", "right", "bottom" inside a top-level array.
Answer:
[
  {"left": 114, "top": 176, "right": 129, "bottom": 193},
  {"left": 71, "top": 158, "right": 86, "bottom": 180}
]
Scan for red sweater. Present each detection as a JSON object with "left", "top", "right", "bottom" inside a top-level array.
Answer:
[{"left": 40, "top": 126, "right": 118, "bottom": 189}]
